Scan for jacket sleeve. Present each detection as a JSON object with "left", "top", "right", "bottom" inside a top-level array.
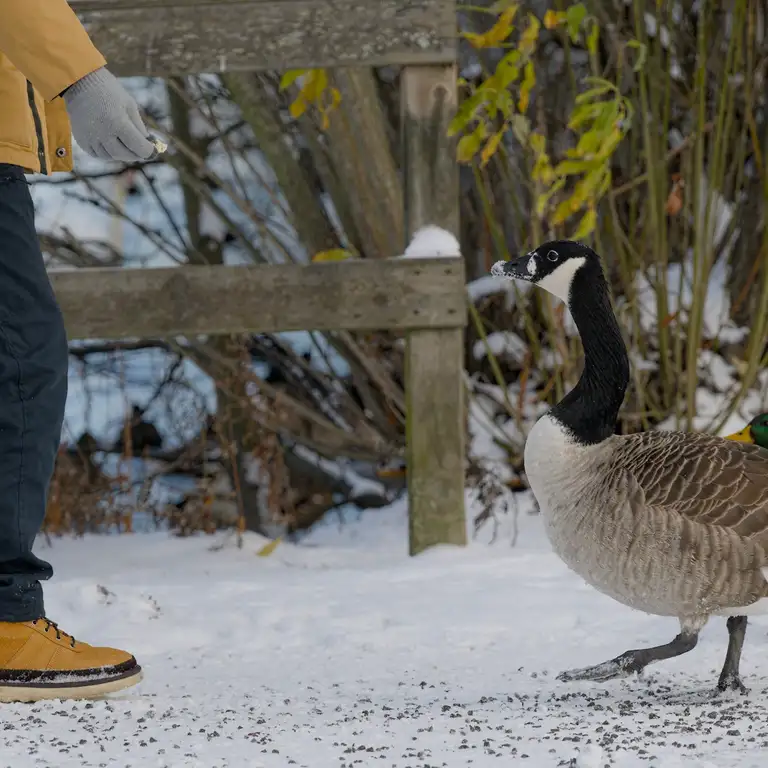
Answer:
[{"left": 0, "top": 0, "right": 107, "bottom": 101}]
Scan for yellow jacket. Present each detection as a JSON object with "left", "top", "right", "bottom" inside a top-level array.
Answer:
[{"left": 0, "top": 0, "right": 106, "bottom": 174}]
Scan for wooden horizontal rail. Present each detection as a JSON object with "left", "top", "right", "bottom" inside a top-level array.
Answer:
[
  {"left": 71, "top": 0, "right": 457, "bottom": 77},
  {"left": 51, "top": 258, "right": 466, "bottom": 341}
]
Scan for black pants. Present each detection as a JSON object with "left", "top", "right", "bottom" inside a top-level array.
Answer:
[{"left": 0, "top": 164, "right": 68, "bottom": 622}]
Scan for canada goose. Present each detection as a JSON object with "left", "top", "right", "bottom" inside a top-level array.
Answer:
[
  {"left": 491, "top": 241, "right": 768, "bottom": 692},
  {"left": 726, "top": 412, "right": 768, "bottom": 450}
]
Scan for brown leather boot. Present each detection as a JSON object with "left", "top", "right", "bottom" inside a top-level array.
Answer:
[{"left": 0, "top": 618, "right": 142, "bottom": 702}]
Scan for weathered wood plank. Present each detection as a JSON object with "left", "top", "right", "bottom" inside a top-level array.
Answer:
[
  {"left": 51, "top": 258, "right": 466, "bottom": 340},
  {"left": 401, "top": 64, "right": 466, "bottom": 555},
  {"left": 406, "top": 327, "right": 466, "bottom": 554},
  {"left": 70, "top": 0, "right": 457, "bottom": 76}
]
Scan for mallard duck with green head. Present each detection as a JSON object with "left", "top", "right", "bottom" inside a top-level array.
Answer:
[{"left": 726, "top": 413, "right": 768, "bottom": 450}]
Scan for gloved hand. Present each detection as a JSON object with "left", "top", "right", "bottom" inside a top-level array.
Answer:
[{"left": 62, "top": 67, "right": 156, "bottom": 162}]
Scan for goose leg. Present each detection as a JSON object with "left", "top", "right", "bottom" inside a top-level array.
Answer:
[
  {"left": 716, "top": 615, "right": 748, "bottom": 693},
  {"left": 557, "top": 630, "right": 699, "bottom": 683}
]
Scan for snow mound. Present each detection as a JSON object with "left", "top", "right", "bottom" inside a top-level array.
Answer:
[{"left": 402, "top": 225, "right": 461, "bottom": 259}]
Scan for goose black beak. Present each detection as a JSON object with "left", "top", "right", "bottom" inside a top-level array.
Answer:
[{"left": 491, "top": 256, "right": 532, "bottom": 281}]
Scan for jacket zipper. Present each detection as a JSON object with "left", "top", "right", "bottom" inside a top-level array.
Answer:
[{"left": 26, "top": 80, "right": 48, "bottom": 175}]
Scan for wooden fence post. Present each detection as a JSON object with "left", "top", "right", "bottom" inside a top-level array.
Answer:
[{"left": 401, "top": 64, "right": 467, "bottom": 556}]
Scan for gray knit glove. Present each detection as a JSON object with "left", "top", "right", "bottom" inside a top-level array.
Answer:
[{"left": 63, "top": 67, "right": 156, "bottom": 162}]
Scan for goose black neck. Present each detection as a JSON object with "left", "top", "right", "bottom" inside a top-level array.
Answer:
[{"left": 550, "top": 261, "right": 629, "bottom": 445}]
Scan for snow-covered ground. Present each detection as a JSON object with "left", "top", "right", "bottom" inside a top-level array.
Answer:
[{"left": 4, "top": 498, "right": 768, "bottom": 768}]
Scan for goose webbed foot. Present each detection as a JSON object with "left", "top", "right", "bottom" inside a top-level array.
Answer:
[
  {"left": 557, "top": 657, "right": 637, "bottom": 683},
  {"left": 716, "top": 616, "right": 748, "bottom": 695},
  {"left": 557, "top": 631, "right": 699, "bottom": 684},
  {"left": 716, "top": 674, "right": 748, "bottom": 694}
]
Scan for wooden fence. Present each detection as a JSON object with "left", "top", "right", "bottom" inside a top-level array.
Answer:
[{"left": 64, "top": 0, "right": 466, "bottom": 556}]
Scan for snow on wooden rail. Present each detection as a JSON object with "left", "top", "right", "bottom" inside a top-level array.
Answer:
[{"left": 70, "top": 0, "right": 457, "bottom": 76}]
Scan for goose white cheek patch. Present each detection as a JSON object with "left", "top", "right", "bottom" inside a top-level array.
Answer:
[{"left": 538, "top": 256, "right": 587, "bottom": 302}]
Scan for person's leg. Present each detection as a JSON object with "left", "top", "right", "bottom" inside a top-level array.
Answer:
[
  {"left": 0, "top": 165, "right": 142, "bottom": 702},
  {"left": 0, "top": 164, "right": 68, "bottom": 622}
]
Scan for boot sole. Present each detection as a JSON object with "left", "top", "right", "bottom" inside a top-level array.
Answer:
[{"left": 0, "top": 665, "right": 143, "bottom": 703}]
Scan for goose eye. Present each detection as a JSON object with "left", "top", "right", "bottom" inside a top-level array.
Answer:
[{"left": 547, "top": 250, "right": 559, "bottom": 262}]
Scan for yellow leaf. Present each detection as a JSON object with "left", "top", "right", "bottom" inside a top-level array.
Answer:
[
  {"left": 303, "top": 69, "right": 328, "bottom": 103},
  {"left": 532, "top": 153, "right": 554, "bottom": 184},
  {"left": 326, "top": 87, "right": 342, "bottom": 111},
  {"left": 285, "top": 68, "right": 340, "bottom": 128},
  {"left": 313, "top": 249, "right": 354, "bottom": 262},
  {"left": 518, "top": 60, "right": 536, "bottom": 112},
  {"left": 465, "top": 5, "right": 519, "bottom": 49},
  {"left": 256, "top": 537, "right": 282, "bottom": 557},
  {"left": 571, "top": 207, "right": 597, "bottom": 240},
  {"left": 519, "top": 13, "right": 540, "bottom": 56},
  {"left": 289, "top": 96, "right": 308, "bottom": 119},
  {"left": 462, "top": 31, "right": 487, "bottom": 48},
  {"left": 480, "top": 130, "right": 505, "bottom": 167},
  {"left": 543, "top": 10, "right": 566, "bottom": 29},
  {"left": 279, "top": 69, "right": 307, "bottom": 90}
]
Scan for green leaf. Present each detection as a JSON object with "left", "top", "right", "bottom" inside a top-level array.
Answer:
[
  {"left": 448, "top": 89, "right": 489, "bottom": 136},
  {"left": 535, "top": 177, "right": 565, "bottom": 216},
  {"left": 571, "top": 207, "right": 597, "bottom": 240},
  {"left": 568, "top": 102, "right": 605, "bottom": 130},
  {"left": 591, "top": 100, "right": 620, "bottom": 135},
  {"left": 495, "top": 49, "right": 522, "bottom": 89},
  {"left": 510, "top": 113, "right": 530, "bottom": 144},
  {"left": 496, "top": 89, "right": 515, "bottom": 120},
  {"left": 573, "top": 129, "right": 603, "bottom": 158},
  {"left": 528, "top": 131, "right": 546, "bottom": 155},
  {"left": 585, "top": 19, "right": 599, "bottom": 55},
  {"left": 625, "top": 39, "right": 647, "bottom": 72},
  {"left": 574, "top": 84, "right": 614, "bottom": 105},
  {"left": 565, "top": 4, "right": 588, "bottom": 42},
  {"left": 551, "top": 196, "right": 575, "bottom": 225},
  {"left": 456, "top": 125, "right": 486, "bottom": 163},
  {"left": 553, "top": 158, "right": 594, "bottom": 176}
]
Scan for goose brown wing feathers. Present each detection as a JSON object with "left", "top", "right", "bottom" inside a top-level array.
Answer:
[{"left": 610, "top": 431, "right": 768, "bottom": 541}]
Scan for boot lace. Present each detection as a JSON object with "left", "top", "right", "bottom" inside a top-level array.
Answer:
[{"left": 32, "top": 618, "right": 77, "bottom": 648}]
